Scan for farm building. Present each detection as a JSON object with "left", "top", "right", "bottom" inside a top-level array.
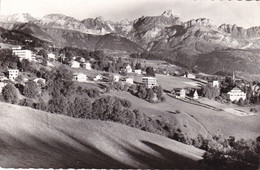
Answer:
[
  {"left": 73, "top": 73, "right": 87, "bottom": 82},
  {"left": 69, "top": 60, "right": 80, "bottom": 68},
  {"left": 113, "top": 75, "right": 120, "bottom": 82},
  {"left": 125, "top": 77, "right": 134, "bottom": 84},
  {"left": 134, "top": 69, "right": 142, "bottom": 74},
  {"left": 82, "top": 62, "right": 92, "bottom": 70},
  {"left": 142, "top": 77, "right": 157, "bottom": 88},
  {"left": 175, "top": 88, "right": 186, "bottom": 99},
  {"left": 184, "top": 73, "right": 196, "bottom": 79},
  {"left": 227, "top": 86, "right": 246, "bottom": 101},
  {"left": 47, "top": 53, "right": 56, "bottom": 60},
  {"left": 209, "top": 80, "right": 219, "bottom": 88},
  {"left": 94, "top": 74, "right": 102, "bottom": 81}
]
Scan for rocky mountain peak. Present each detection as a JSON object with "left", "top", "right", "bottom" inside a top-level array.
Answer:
[
  {"left": 183, "top": 18, "right": 211, "bottom": 28},
  {"left": 0, "top": 13, "right": 37, "bottom": 23},
  {"left": 161, "top": 9, "right": 175, "bottom": 18}
]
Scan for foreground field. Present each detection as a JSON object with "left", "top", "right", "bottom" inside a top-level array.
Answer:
[{"left": 0, "top": 102, "right": 205, "bottom": 169}]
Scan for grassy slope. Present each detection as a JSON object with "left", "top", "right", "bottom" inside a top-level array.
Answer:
[
  {"left": 112, "top": 91, "right": 260, "bottom": 140},
  {"left": 0, "top": 102, "right": 205, "bottom": 169}
]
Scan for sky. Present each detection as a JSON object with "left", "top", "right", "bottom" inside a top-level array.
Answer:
[{"left": 0, "top": 0, "right": 260, "bottom": 28}]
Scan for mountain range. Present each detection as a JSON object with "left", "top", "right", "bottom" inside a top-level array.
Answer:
[{"left": 1, "top": 10, "right": 260, "bottom": 74}]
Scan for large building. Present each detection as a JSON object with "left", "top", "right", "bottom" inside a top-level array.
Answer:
[
  {"left": 13, "top": 49, "right": 33, "bottom": 61},
  {"left": 142, "top": 77, "right": 157, "bottom": 88},
  {"left": 8, "top": 69, "right": 19, "bottom": 81},
  {"left": 227, "top": 86, "right": 246, "bottom": 101}
]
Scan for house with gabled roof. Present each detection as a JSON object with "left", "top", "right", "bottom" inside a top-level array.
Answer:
[{"left": 227, "top": 86, "right": 246, "bottom": 101}]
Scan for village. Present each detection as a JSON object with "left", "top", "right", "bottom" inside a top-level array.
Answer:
[{"left": 0, "top": 45, "right": 259, "bottom": 118}]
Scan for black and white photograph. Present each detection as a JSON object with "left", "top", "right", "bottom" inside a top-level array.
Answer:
[{"left": 0, "top": 0, "right": 260, "bottom": 169}]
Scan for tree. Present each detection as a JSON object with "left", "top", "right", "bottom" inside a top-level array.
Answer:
[
  {"left": 146, "top": 66, "right": 155, "bottom": 77},
  {"left": 1, "top": 83, "right": 18, "bottom": 104},
  {"left": 47, "top": 66, "right": 74, "bottom": 97},
  {"left": 23, "top": 80, "right": 39, "bottom": 98},
  {"left": 135, "top": 62, "right": 142, "bottom": 70},
  {"left": 67, "top": 97, "right": 92, "bottom": 118}
]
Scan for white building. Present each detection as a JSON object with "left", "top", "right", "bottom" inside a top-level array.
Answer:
[
  {"left": 227, "top": 86, "right": 246, "bottom": 101},
  {"left": 126, "top": 64, "right": 132, "bottom": 73},
  {"left": 142, "top": 77, "right": 157, "bottom": 88},
  {"left": 0, "top": 82, "right": 7, "bottom": 93},
  {"left": 82, "top": 62, "right": 92, "bottom": 70},
  {"left": 13, "top": 49, "right": 33, "bottom": 61},
  {"left": 193, "top": 90, "right": 199, "bottom": 100},
  {"left": 69, "top": 60, "right": 80, "bottom": 68},
  {"left": 94, "top": 74, "right": 102, "bottom": 81},
  {"left": 209, "top": 80, "right": 219, "bottom": 88},
  {"left": 73, "top": 73, "right": 87, "bottom": 82},
  {"left": 184, "top": 73, "right": 196, "bottom": 79},
  {"left": 47, "top": 53, "right": 56, "bottom": 60},
  {"left": 11, "top": 46, "right": 22, "bottom": 50},
  {"left": 125, "top": 77, "right": 134, "bottom": 84},
  {"left": 80, "top": 57, "right": 86, "bottom": 63},
  {"left": 174, "top": 88, "right": 186, "bottom": 99},
  {"left": 8, "top": 69, "right": 19, "bottom": 81},
  {"left": 134, "top": 69, "right": 142, "bottom": 74},
  {"left": 113, "top": 75, "right": 120, "bottom": 82},
  {"left": 33, "top": 78, "right": 46, "bottom": 85}
]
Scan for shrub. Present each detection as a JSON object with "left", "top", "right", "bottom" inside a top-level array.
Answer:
[{"left": 1, "top": 83, "right": 18, "bottom": 104}]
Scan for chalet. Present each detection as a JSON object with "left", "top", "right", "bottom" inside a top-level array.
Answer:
[
  {"left": 113, "top": 75, "right": 120, "bottom": 82},
  {"left": 13, "top": 49, "right": 33, "bottom": 61},
  {"left": 8, "top": 69, "right": 19, "bottom": 81},
  {"left": 82, "top": 62, "right": 92, "bottom": 70},
  {"left": 73, "top": 73, "right": 87, "bottom": 82},
  {"left": 11, "top": 46, "right": 22, "bottom": 50},
  {"left": 227, "top": 86, "right": 246, "bottom": 101},
  {"left": 142, "top": 77, "right": 157, "bottom": 88},
  {"left": 33, "top": 78, "right": 46, "bottom": 85},
  {"left": 94, "top": 74, "right": 102, "bottom": 81},
  {"left": 209, "top": 80, "right": 219, "bottom": 88},
  {"left": 193, "top": 90, "right": 199, "bottom": 100},
  {"left": 177, "top": 88, "right": 186, "bottom": 99},
  {"left": 184, "top": 73, "right": 196, "bottom": 79},
  {"left": 69, "top": 60, "right": 80, "bottom": 68},
  {"left": 126, "top": 64, "right": 132, "bottom": 73},
  {"left": 47, "top": 53, "right": 56, "bottom": 60},
  {"left": 0, "top": 82, "right": 7, "bottom": 93},
  {"left": 125, "top": 77, "right": 134, "bottom": 84},
  {"left": 134, "top": 69, "right": 142, "bottom": 74},
  {"left": 80, "top": 57, "right": 86, "bottom": 63},
  {"left": 121, "top": 64, "right": 132, "bottom": 73}
]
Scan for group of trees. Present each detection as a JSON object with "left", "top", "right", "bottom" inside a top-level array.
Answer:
[
  {"left": 202, "top": 84, "right": 220, "bottom": 99},
  {"left": 130, "top": 84, "right": 165, "bottom": 103},
  {"left": 201, "top": 135, "right": 260, "bottom": 169}
]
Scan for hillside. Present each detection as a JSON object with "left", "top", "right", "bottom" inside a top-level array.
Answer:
[{"left": 0, "top": 102, "right": 206, "bottom": 169}]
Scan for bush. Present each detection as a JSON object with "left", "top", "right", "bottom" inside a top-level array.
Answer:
[{"left": 1, "top": 83, "right": 18, "bottom": 104}]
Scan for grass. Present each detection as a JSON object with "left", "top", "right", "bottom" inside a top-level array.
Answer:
[
  {"left": 111, "top": 91, "right": 260, "bottom": 140},
  {"left": 0, "top": 102, "right": 206, "bottom": 169}
]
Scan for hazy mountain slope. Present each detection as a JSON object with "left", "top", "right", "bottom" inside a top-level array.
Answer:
[
  {"left": 0, "top": 102, "right": 205, "bottom": 169},
  {"left": 0, "top": 13, "right": 37, "bottom": 23},
  {"left": 95, "top": 33, "right": 144, "bottom": 52}
]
